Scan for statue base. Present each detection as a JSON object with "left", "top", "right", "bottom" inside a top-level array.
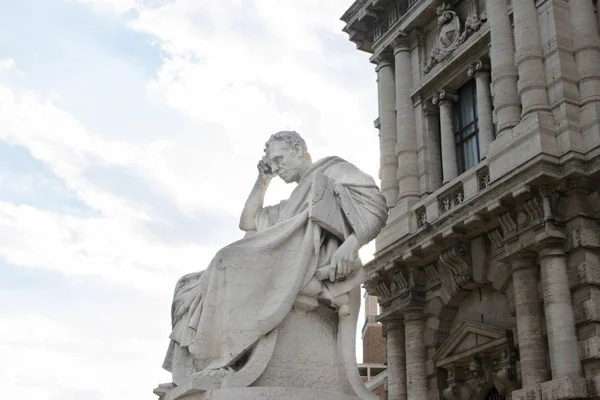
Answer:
[{"left": 172, "top": 387, "right": 361, "bottom": 400}]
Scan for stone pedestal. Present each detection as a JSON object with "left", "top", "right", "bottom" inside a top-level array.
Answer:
[{"left": 175, "top": 387, "right": 362, "bottom": 400}]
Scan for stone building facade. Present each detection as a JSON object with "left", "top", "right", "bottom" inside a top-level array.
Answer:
[{"left": 341, "top": 0, "right": 600, "bottom": 399}]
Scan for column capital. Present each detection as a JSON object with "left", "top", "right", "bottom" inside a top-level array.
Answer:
[
  {"left": 382, "top": 317, "right": 405, "bottom": 335},
  {"left": 537, "top": 245, "right": 567, "bottom": 261},
  {"left": 403, "top": 307, "right": 425, "bottom": 322},
  {"left": 432, "top": 89, "right": 458, "bottom": 106},
  {"left": 371, "top": 51, "right": 394, "bottom": 70},
  {"left": 510, "top": 250, "right": 538, "bottom": 271},
  {"left": 393, "top": 35, "right": 410, "bottom": 54},
  {"left": 467, "top": 58, "right": 491, "bottom": 78}
]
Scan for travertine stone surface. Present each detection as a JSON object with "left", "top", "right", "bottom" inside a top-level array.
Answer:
[
  {"left": 404, "top": 311, "right": 427, "bottom": 400},
  {"left": 469, "top": 60, "right": 494, "bottom": 159},
  {"left": 253, "top": 304, "right": 353, "bottom": 392},
  {"left": 539, "top": 245, "right": 583, "bottom": 379},
  {"left": 485, "top": 0, "right": 520, "bottom": 134},
  {"left": 511, "top": 253, "right": 549, "bottom": 386},
  {"left": 512, "top": 0, "right": 550, "bottom": 116},
  {"left": 422, "top": 103, "right": 442, "bottom": 194},
  {"left": 376, "top": 56, "right": 399, "bottom": 207},
  {"left": 385, "top": 319, "right": 407, "bottom": 400},
  {"left": 433, "top": 91, "right": 458, "bottom": 183},
  {"left": 393, "top": 39, "right": 419, "bottom": 204},
  {"left": 176, "top": 387, "right": 362, "bottom": 400},
  {"left": 569, "top": 0, "right": 600, "bottom": 106}
]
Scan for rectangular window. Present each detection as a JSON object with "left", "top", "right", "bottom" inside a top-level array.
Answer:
[{"left": 453, "top": 80, "right": 480, "bottom": 174}]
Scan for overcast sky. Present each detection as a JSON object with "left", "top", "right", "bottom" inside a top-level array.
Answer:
[{"left": 0, "top": 0, "right": 381, "bottom": 399}]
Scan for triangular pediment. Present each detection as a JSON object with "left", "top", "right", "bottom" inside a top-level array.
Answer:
[{"left": 434, "top": 321, "right": 508, "bottom": 364}]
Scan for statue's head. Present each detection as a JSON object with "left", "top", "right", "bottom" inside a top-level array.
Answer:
[{"left": 264, "top": 131, "right": 312, "bottom": 183}]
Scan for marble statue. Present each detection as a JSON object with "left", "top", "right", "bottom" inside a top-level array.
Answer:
[{"left": 155, "top": 131, "right": 388, "bottom": 400}]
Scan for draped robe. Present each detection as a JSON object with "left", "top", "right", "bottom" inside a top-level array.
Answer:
[{"left": 163, "top": 156, "right": 388, "bottom": 381}]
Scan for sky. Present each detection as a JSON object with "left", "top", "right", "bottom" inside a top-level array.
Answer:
[{"left": 0, "top": 0, "right": 381, "bottom": 399}]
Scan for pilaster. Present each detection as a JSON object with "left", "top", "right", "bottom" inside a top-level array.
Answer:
[
  {"left": 570, "top": 0, "right": 600, "bottom": 151},
  {"left": 485, "top": 0, "right": 520, "bottom": 135},
  {"left": 512, "top": 0, "right": 551, "bottom": 117}
]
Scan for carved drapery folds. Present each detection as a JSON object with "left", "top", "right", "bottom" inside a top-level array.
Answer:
[
  {"left": 424, "top": 3, "right": 487, "bottom": 74},
  {"left": 438, "top": 243, "right": 473, "bottom": 297}
]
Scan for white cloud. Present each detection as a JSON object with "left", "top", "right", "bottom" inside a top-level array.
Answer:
[{"left": 0, "top": 0, "right": 382, "bottom": 398}]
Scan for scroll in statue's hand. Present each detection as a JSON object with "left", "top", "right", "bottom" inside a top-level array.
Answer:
[{"left": 329, "top": 234, "right": 360, "bottom": 282}]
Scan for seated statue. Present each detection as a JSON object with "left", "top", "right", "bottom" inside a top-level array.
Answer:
[{"left": 157, "top": 131, "right": 388, "bottom": 400}]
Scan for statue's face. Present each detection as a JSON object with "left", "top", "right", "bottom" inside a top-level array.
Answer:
[{"left": 267, "top": 141, "right": 305, "bottom": 183}]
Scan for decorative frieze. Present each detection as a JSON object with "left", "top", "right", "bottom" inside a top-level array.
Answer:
[
  {"left": 478, "top": 167, "right": 491, "bottom": 190},
  {"left": 439, "top": 184, "right": 465, "bottom": 213}
]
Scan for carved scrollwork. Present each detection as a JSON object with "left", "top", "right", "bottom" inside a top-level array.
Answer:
[
  {"left": 439, "top": 243, "right": 473, "bottom": 296},
  {"left": 390, "top": 269, "right": 408, "bottom": 295},
  {"left": 494, "top": 366, "right": 518, "bottom": 395},
  {"left": 425, "top": 263, "right": 440, "bottom": 282},
  {"left": 443, "top": 384, "right": 461, "bottom": 400},
  {"left": 498, "top": 213, "right": 517, "bottom": 237},
  {"left": 488, "top": 229, "right": 504, "bottom": 249}
]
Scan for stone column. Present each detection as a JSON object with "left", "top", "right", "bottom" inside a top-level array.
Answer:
[
  {"left": 432, "top": 90, "right": 458, "bottom": 183},
  {"left": 394, "top": 38, "right": 420, "bottom": 203},
  {"left": 375, "top": 54, "right": 399, "bottom": 207},
  {"left": 570, "top": 0, "right": 600, "bottom": 106},
  {"left": 512, "top": 0, "right": 549, "bottom": 116},
  {"left": 511, "top": 252, "right": 549, "bottom": 387},
  {"left": 468, "top": 60, "right": 495, "bottom": 159},
  {"left": 424, "top": 102, "right": 442, "bottom": 192},
  {"left": 538, "top": 244, "right": 582, "bottom": 379},
  {"left": 386, "top": 319, "right": 407, "bottom": 400},
  {"left": 404, "top": 310, "right": 427, "bottom": 400},
  {"left": 485, "top": 0, "right": 520, "bottom": 134}
]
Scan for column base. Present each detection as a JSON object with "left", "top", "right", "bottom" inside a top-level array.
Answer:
[
  {"left": 541, "top": 376, "right": 588, "bottom": 400},
  {"left": 163, "top": 387, "right": 362, "bottom": 400},
  {"left": 513, "top": 376, "right": 588, "bottom": 400}
]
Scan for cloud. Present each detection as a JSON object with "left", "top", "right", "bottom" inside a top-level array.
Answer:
[{"left": 0, "top": 0, "right": 382, "bottom": 399}]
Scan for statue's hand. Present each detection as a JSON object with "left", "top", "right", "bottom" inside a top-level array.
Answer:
[
  {"left": 329, "top": 234, "right": 360, "bottom": 282},
  {"left": 257, "top": 158, "right": 275, "bottom": 183}
]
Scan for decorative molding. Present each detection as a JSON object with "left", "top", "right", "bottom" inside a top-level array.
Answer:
[
  {"left": 432, "top": 88, "right": 459, "bottom": 105},
  {"left": 390, "top": 269, "right": 408, "bottom": 295},
  {"left": 439, "top": 184, "right": 465, "bottom": 213},
  {"left": 467, "top": 58, "right": 491, "bottom": 77},
  {"left": 498, "top": 212, "right": 517, "bottom": 238},
  {"left": 488, "top": 229, "right": 504, "bottom": 249},
  {"left": 438, "top": 243, "right": 473, "bottom": 297},
  {"left": 478, "top": 167, "right": 491, "bottom": 190}
]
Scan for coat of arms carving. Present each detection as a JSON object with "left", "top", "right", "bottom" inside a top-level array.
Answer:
[{"left": 424, "top": 3, "right": 486, "bottom": 74}]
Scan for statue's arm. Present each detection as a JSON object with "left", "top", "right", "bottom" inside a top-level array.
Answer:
[{"left": 239, "top": 160, "right": 273, "bottom": 231}]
